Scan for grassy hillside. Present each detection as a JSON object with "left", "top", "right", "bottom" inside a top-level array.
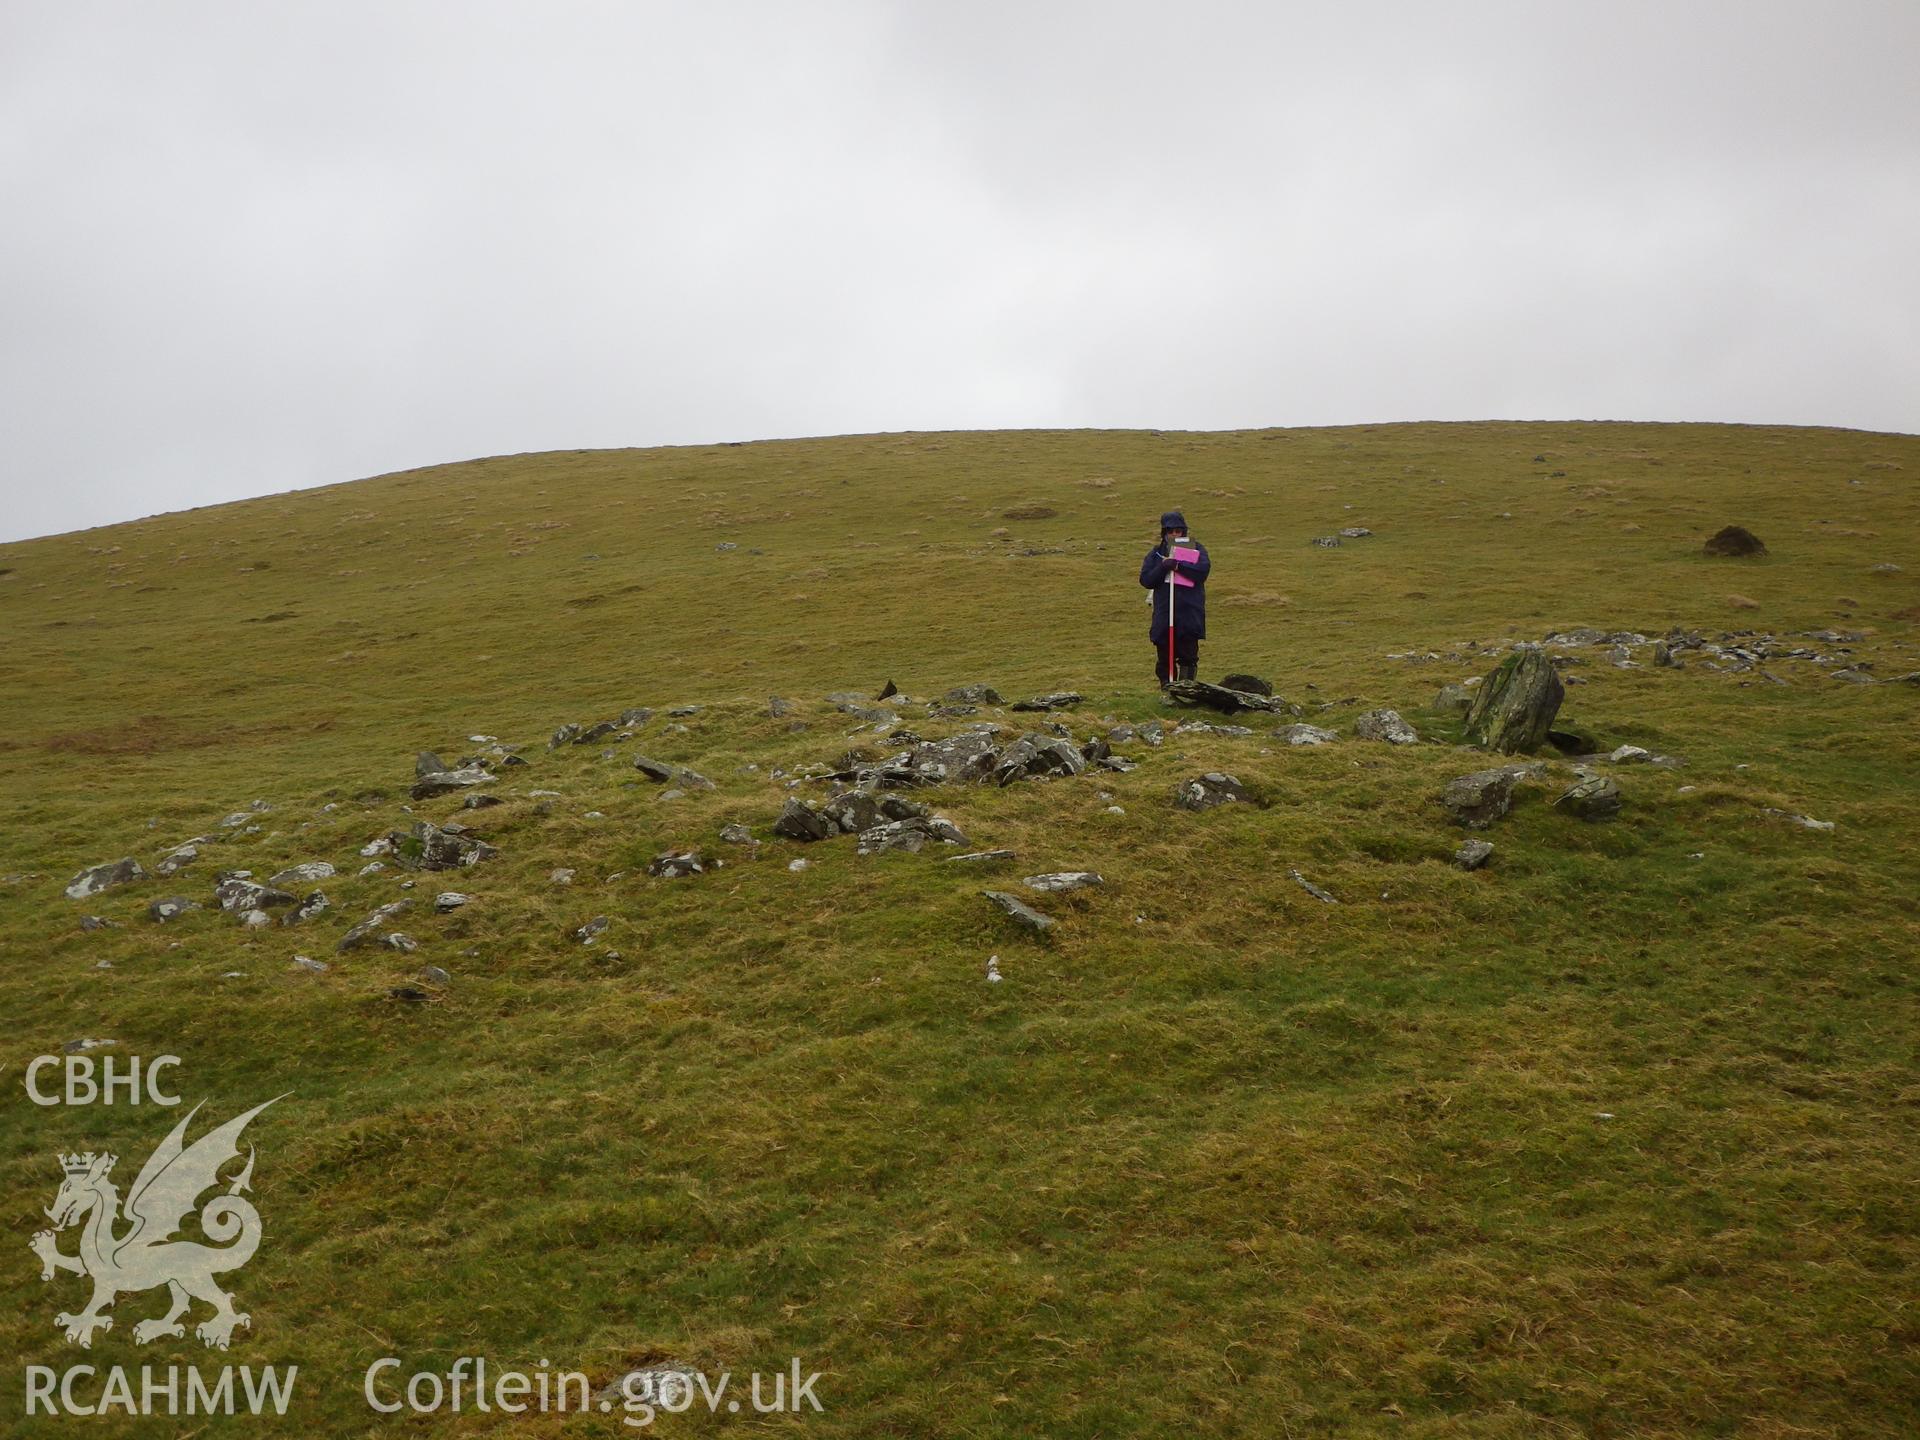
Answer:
[{"left": 2, "top": 421, "right": 1916, "bottom": 1437}]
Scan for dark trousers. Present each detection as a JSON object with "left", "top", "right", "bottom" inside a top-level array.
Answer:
[{"left": 1155, "top": 632, "right": 1199, "bottom": 683}]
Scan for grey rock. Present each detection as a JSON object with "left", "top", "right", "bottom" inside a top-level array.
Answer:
[
  {"left": 549, "top": 723, "right": 582, "bottom": 748},
  {"left": 410, "top": 765, "right": 496, "bottom": 801},
  {"left": 64, "top": 857, "right": 148, "bottom": 902},
  {"left": 462, "top": 792, "right": 504, "bottom": 810},
  {"left": 1174, "top": 773, "right": 1250, "bottom": 810},
  {"left": 338, "top": 899, "right": 414, "bottom": 952},
  {"left": 1554, "top": 775, "right": 1622, "bottom": 821},
  {"left": 1338, "top": 526, "right": 1373, "bottom": 538},
  {"left": 822, "top": 788, "right": 928, "bottom": 834},
  {"left": 572, "top": 915, "right": 610, "bottom": 943},
  {"left": 1289, "top": 869, "right": 1338, "bottom": 903},
  {"left": 719, "top": 823, "right": 756, "bottom": 845},
  {"left": 1463, "top": 648, "right": 1564, "bottom": 754},
  {"left": 575, "top": 720, "right": 619, "bottom": 743},
  {"left": 1010, "top": 691, "right": 1083, "bottom": 712},
  {"left": 1454, "top": 839, "right": 1495, "bottom": 870},
  {"left": 386, "top": 821, "right": 498, "bottom": 871},
  {"left": 282, "top": 891, "right": 330, "bottom": 925},
  {"left": 772, "top": 797, "right": 836, "bottom": 842},
  {"left": 1023, "top": 871, "right": 1103, "bottom": 893},
  {"left": 1353, "top": 708, "right": 1418, "bottom": 745},
  {"left": 420, "top": 965, "right": 451, "bottom": 986},
  {"left": 991, "top": 734, "right": 1087, "bottom": 786},
  {"left": 944, "top": 683, "right": 1005, "bottom": 705},
  {"left": 79, "top": 914, "right": 115, "bottom": 931},
  {"left": 1311, "top": 535, "right": 1342, "bottom": 548},
  {"left": 984, "top": 889, "right": 1055, "bottom": 934},
  {"left": 1433, "top": 683, "right": 1474, "bottom": 715},
  {"left": 944, "top": 849, "right": 1015, "bottom": 864},
  {"left": 648, "top": 850, "right": 708, "bottom": 878},
  {"left": 1608, "top": 745, "right": 1654, "bottom": 764},
  {"left": 549, "top": 867, "right": 576, "bottom": 885},
  {"left": 618, "top": 706, "right": 654, "bottom": 727},
  {"left": 269, "top": 861, "right": 336, "bottom": 887},
  {"left": 291, "top": 956, "right": 329, "bottom": 974},
  {"left": 1442, "top": 768, "right": 1520, "bottom": 828},
  {"left": 154, "top": 839, "right": 208, "bottom": 877},
  {"left": 149, "top": 896, "right": 200, "bottom": 923},
  {"left": 213, "top": 877, "right": 298, "bottom": 919},
  {"left": 1167, "top": 679, "right": 1292, "bottom": 715},
  {"left": 1762, "top": 807, "right": 1835, "bottom": 832},
  {"left": 1218, "top": 672, "right": 1274, "bottom": 696},
  {"left": 416, "top": 751, "right": 449, "bottom": 778},
  {"left": 855, "top": 815, "right": 967, "bottom": 854},
  {"left": 386, "top": 933, "right": 419, "bottom": 953},
  {"left": 1277, "top": 723, "right": 1337, "bottom": 746},
  {"left": 434, "top": 892, "right": 469, "bottom": 913}
]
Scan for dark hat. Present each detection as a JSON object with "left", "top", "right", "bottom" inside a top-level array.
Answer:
[{"left": 1159, "top": 510, "right": 1188, "bottom": 532}]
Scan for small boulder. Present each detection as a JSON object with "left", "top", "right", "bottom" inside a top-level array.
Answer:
[
  {"left": 1010, "top": 692, "right": 1083, "bottom": 712},
  {"left": 984, "top": 890, "right": 1055, "bottom": 935},
  {"left": 213, "top": 877, "right": 298, "bottom": 919},
  {"left": 410, "top": 766, "right": 496, "bottom": 801},
  {"left": 338, "top": 900, "right": 414, "bottom": 952},
  {"left": 415, "top": 752, "right": 449, "bottom": 778},
  {"left": 1554, "top": 775, "right": 1622, "bottom": 821},
  {"left": 1353, "top": 708, "right": 1418, "bottom": 745},
  {"left": 772, "top": 798, "right": 836, "bottom": 842},
  {"left": 855, "top": 815, "right": 967, "bottom": 854},
  {"left": 1433, "top": 683, "right": 1474, "bottom": 715},
  {"left": 149, "top": 896, "right": 200, "bottom": 923},
  {"left": 944, "top": 683, "right": 1005, "bottom": 705},
  {"left": 1023, "top": 872, "right": 1103, "bottom": 893},
  {"left": 269, "top": 861, "right": 336, "bottom": 887},
  {"left": 282, "top": 891, "right": 330, "bottom": 925},
  {"left": 1276, "top": 723, "right": 1337, "bottom": 746},
  {"left": 1441, "top": 768, "right": 1520, "bottom": 829},
  {"left": 1454, "top": 839, "right": 1494, "bottom": 870},
  {"left": 64, "top": 858, "right": 147, "bottom": 902},
  {"left": 648, "top": 851, "right": 707, "bottom": 878},
  {"left": 1174, "top": 773, "right": 1250, "bottom": 810},
  {"left": 434, "top": 892, "right": 469, "bottom": 913}
]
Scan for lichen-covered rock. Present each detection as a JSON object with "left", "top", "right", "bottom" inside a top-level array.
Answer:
[
  {"left": 270, "top": 861, "right": 336, "bottom": 887},
  {"left": 1433, "top": 683, "right": 1474, "bottom": 715},
  {"left": 386, "top": 821, "right": 498, "bottom": 871},
  {"left": 154, "top": 839, "right": 209, "bottom": 878},
  {"left": 1354, "top": 708, "right": 1418, "bottom": 745},
  {"left": 1454, "top": 839, "right": 1494, "bottom": 870},
  {"left": 416, "top": 751, "right": 448, "bottom": 777},
  {"left": 991, "top": 734, "right": 1086, "bottom": 786},
  {"left": 1023, "top": 872, "right": 1103, "bottom": 893},
  {"left": 1277, "top": 723, "right": 1337, "bottom": 746},
  {"left": 213, "top": 877, "right": 298, "bottom": 919},
  {"left": 1174, "top": 773, "right": 1250, "bottom": 810},
  {"left": 856, "top": 815, "right": 967, "bottom": 854},
  {"left": 434, "top": 891, "right": 469, "bottom": 913},
  {"left": 1167, "top": 680, "right": 1291, "bottom": 715},
  {"left": 410, "top": 765, "right": 496, "bottom": 801},
  {"left": 282, "top": 891, "right": 330, "bottom": 925},
  {"left": 822, "top": 789, "right": 928, "bottom": 834},
  {"left": 1554, "top": 775, "right": 1622, "bottom": 821},
  {"left": 337, "top": 899, "right": 414, "bottom": 952},
  {"left": 984, "top": 889, "right": 1055, "bottom": 934},
  {"left": 1441, "top": 768, "right": 1520, "bottom": 828},
  {"left": 1462, "top": 649, "right": 1564, "bottom": 754},
  {"left": 65, "top": 857, "right": 147, "bottom": 901},
  {"left": 1010, "top": 692, "right": 1083, "bottom": 712},
  {"left": 149, "top": 896, "right": 199, "bottom": 923},
  {"left": 648, "top": 851, "right": 708, "bottom": 878},
  {"left": 549, "top": 723, "right": 582, "bottom": 748},
  {"left": 944, "top": 683, "right": 1004, "bottom": 705}
]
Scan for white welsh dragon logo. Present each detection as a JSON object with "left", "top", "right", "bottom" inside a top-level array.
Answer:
[{"left": 30, "top": 1097, "right": 281, "bottom": 1350}]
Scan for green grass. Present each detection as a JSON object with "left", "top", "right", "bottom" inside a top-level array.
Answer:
[{"left": 1, "top": 421, "right": 1916, "bottom": 1436}]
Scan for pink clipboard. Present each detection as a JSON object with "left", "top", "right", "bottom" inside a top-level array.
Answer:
[{"left": 1169, "top": 544, "right": 1199, "bottom": 588}]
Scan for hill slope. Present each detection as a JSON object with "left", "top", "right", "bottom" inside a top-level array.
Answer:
[{"left": 2, "top": 422, "right": 1917, "bottom": 1436}]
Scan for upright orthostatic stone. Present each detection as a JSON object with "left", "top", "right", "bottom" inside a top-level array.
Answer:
[{"left": 1463, "top": 649, "right": 1565, "bottom": 754}]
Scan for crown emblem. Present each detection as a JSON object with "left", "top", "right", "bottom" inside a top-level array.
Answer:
[{"left": 59, "top": 1151, "right": 102, "bottom": 1175}]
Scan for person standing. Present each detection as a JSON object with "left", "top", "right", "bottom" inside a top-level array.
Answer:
[{"left": 1139, "top": 510, "right": 1210, "bottom": 686}]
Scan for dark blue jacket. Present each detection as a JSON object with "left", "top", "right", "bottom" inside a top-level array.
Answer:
[{"left": 1139, "top": 538, "right": 1210, "bottom": 641}]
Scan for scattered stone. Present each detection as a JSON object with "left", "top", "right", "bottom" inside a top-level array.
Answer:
[
  {"left": 62, "top": 1038, "right": 116, "bottom": 1055},
  {"left": 387, "top": 821, "right": 497, "bottom": 871},
  {"left": 1354, "top": 708, "right": 1418, "bottom": 745},
  {"left": 1454, "top": 839, "right": 1494, "bottom": 870},
  {"left": 1173, "top": 773, "right": 1250, "bottom": 810},
  {"left": 986, "top": 956, "right": 1002, "bottom": 983},
  {"left": 549, "top": 868, "right": 576, "bottom": 885},
  {"left": 719, "top": 823, "right": 756, "bottom": 845},
  {"left": 1338, "top": 526, "right": 1373, "bottom": 538},
  {"left": 1463, "top": 648, "right": 1564, "bottom": 753},
  {"left": 1608, "top": 745, "right": 1654, "bottom": 764},
  {"left": 549, "top": 723, "right": 582, "bottom": 748},
  {"left": 1023, "top": 872, "right": 1103, "bottom": 893},
  {"left": 420, "top": 965, "right": 451, "bottom": 986},
  {"left": 773, "top": 797, "right": 836, "bottom": 842},
  {"left": 984, "top": 889, "right": 1055, "bottom": 935},
  {"left": 410, "top": 765, "right": 496, "bottom": 801},
  {"left": 787, "top": 858, "right": 809, "bottom": 872},
  {"left": 1871, "top": 562, "right": 1902, "bottom": 575},
  {"left": 1289, "top": 869, "right": 1338, "bottom": 904},
  {"left": 1554, "top": 775, "right": 1622, "bottom": 821},
  {"left": 79, "top": 915, "right": 114, "bottom": 931},
  {"left": 64, "top": 857, "right": 147, "bottom": 902},
  {"left": 462, "top": 792, "right": 504, "bottom": 810},
  {"left": 572, "top": 915, "right": 610, "bottom": 943},
  {"left": 991, "top": 734, "right": 1087, "bottom": 785},
  {"left": 416, "top": 752, "right": 448, "bottom": 778},
  {"left": 291, "top": 956, "right": 328, "bottom": 974},
  {"left": 1653, "top": 640, "right": 1681, "bottom": 668},
  {"left": 1703, "top": 525, "right": 1767, "bottom": 557},
  {"left": 270, "top": 861, "right": 336, "bottom": 887},
  {"left": 1441, "top": 768, "right": 1520, "bottom": 828},
  {"left": 944, "top": 683, "right": 1004, "bottom": 706},
  {"left": 822, "top": 788, "right": 928, "bottom": 833},
  {"left": 338, "top": 900, "right": 415, "bottom": 952},
  {"left": 1167, "top": 679, "right": 1292, "bottom": 715},
  {"left": 148, "top": 896, "right": 199, "bottom": 923},
  {"left": 648, "top": 851, "right": 708, "bottom": 878},
  {"left": 1011, "top": 692, "right": 1083, "bottom": 712},
  {"left": 283, "top": 891, "right": 330, "bottom": 925},
  {"left": 1762, "top": 807, "right": 1835, "bottom": 832},
  {"left": 1433, "top": 683, "right": 1474, "bottom": 715},
  {"left": 944, "top": 850, "right": 1015, "bottom": 865},
  {"left": 154, "top": 839, "right": 208, "bottom": 877},
  {"left": 855, "top": 815, "right": 967, "bottom": 854},
  {"left": 213, "top": 877, "right": 298, "bottom": 920},
  {"left": 1276, "top": 723, "right": 1337, "bottom": 746},
  {"left": 434, "top": 892, "right": 469, "bottom": 913},
  {"left": 1311, "top": 535, "right": 1342, "bottom": 548}
]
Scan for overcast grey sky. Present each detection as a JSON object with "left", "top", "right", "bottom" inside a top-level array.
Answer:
[{"left": 2, "top": 1, "right": 1915, "bottom": 541}]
